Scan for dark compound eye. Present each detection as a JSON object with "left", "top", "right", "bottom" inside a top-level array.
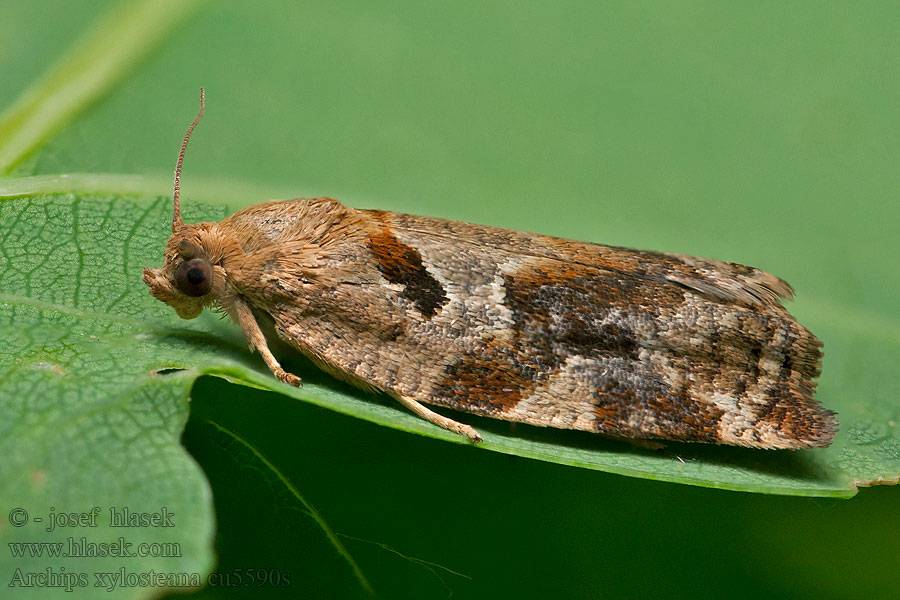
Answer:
[{"left": 174, "top": 258, "right": 213, "bottom": 297}]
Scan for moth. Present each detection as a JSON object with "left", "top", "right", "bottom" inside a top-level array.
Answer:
[{"left": 144, "top": 90, "right": 837, "bottom": 449}]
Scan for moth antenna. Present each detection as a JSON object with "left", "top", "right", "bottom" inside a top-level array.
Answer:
[{"left": 172, "top": 88, "right": 205, "bottom": 231}]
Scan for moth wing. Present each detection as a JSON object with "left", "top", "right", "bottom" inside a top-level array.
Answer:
[
  {"left": 367, "top": 210, "right": 794, "bottom": 308},
  {"left": 234, "top": 202, "right": 834, "bottom": 449},
  {"left": 359, "top": 210, "right": 834, "bottom": 449}
]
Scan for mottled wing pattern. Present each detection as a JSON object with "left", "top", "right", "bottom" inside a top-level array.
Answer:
[{"left": 235, "top": 200, "right": 835, "bottom": 449}]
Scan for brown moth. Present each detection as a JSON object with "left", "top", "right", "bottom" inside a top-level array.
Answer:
[{"left": 144, "top": 90, "right": 837, "bottom": 449}]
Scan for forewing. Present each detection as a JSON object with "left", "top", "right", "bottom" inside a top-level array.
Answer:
[{"left": 250, "top": 205, "right": 836, "bottom": 449}]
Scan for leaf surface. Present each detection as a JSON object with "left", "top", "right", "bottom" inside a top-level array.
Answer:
[{"left": 2, "top": 1, "right": 900, "bottom": 597}]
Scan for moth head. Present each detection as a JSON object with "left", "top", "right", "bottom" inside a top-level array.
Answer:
[
  {"left": 143, "top": 229, "right": 227, "bottom": 319},
  {"left": 143, "top": 88, "right": 226, "bottom": 320}
]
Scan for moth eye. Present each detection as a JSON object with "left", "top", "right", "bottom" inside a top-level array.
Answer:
[{"left": 174, "top": 258, "right": 213, "bottom": 297}]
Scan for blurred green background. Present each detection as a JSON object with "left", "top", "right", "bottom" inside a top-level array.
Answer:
[{"left": 2, "top": 0, "right": 898, "bottom": 598}]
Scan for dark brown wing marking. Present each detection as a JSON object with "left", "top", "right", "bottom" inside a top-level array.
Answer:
[{"left": 367, "top": 227, "right": 449, "bottom": 318}]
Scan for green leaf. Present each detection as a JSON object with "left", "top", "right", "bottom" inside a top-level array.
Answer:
[
  {"left": 2, "top": 1, "right": 900, "bottom": 598},
  {"left": 0, "top": 191, "right": 379, "bottom": 598},
  {"left": 0, "top": 0, "right": 205, "bottom": 175},
  {"left": 1, "top": 185, "right": 894, "bottom": 498},
  {"left": 0, "top": 192, "right": 218, "bottom": 596},
  {"left": 204, "top": 420, "right": 373, "bottom": 595}
]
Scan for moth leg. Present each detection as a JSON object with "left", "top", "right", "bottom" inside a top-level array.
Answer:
[
  {"left": 394, "top": 395, "right": 483, "bottom": 443},
  {"left": 233, "top": 296, "right": 302, "bottom": 387}
]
